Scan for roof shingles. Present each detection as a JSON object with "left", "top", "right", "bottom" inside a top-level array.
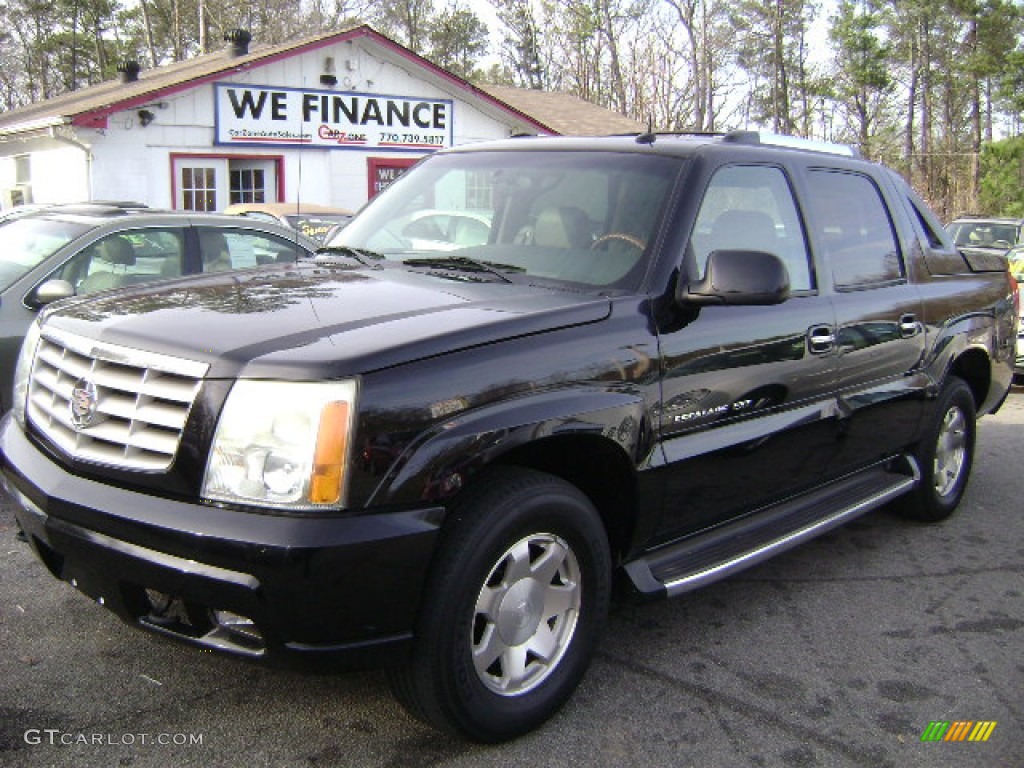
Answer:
[
  {"left": 479, "top": 85, "right": 644, "bottom": 137},
  {"left": 0, "top": 25, "right": 643, "bottom": 139}
]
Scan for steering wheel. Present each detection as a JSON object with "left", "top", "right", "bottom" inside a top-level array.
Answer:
[{"left": 591, "top": 232, "right": 646, "bottom": 252}]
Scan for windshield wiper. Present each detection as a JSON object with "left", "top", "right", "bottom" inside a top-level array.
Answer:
[
  {"left": 315, "top": 245, "right": 384, "bottom": 267},
  {"left": 404, "top": 256, "right": 525, "bottom": 283}
]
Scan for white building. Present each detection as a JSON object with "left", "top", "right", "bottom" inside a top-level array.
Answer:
[{"left": 0, "top": 26, "right": 643, "bottom": 213}]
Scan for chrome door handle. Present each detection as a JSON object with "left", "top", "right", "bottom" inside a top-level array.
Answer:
[
  {"left": 807, "top": 325, "right": 835, "bottom": 354},
  {"left": 899, "top": 314, "right": 920, "bottom": 337}
]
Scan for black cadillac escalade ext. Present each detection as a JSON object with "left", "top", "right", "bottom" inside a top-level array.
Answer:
[{"left": 1, "top": 132, "right": 1017, "bottom": 742}]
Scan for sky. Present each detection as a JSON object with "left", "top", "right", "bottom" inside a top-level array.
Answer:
[{"left": 466, "top": 0, "right": 503, "bottom": 66}]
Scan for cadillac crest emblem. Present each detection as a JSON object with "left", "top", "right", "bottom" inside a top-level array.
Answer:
[{"left": 70, "top": 378, "right": 99, "bottom": 430}]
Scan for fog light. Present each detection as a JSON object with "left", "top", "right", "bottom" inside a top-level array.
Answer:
[
  {"left": 146, "top": 588, "right": 173, "bottom": 616},
  {"left": 212, "top": 609, "right": 263, "bottom": 645}
]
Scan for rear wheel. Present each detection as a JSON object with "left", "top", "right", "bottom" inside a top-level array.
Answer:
[
  {"left": 895, "top": 376, "right": 976, "bottom": 522},
  {"left": 388, "top": 466, "right": 611, "bottom": 742}
]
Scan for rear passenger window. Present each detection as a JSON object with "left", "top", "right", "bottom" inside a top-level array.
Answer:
[
  {"left": 689, "top": 165, "right": 812, "bottom": 291},
  {"left": 806, "top": 170, "right": 903, "bottom": 288},
  {"left": 197, "top": 228, "right": 308, "bottom": 273}
]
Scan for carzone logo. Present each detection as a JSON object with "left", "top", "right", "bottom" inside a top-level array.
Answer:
[{"left": 920, "top": 721, "right": 997, "bottom": 742}]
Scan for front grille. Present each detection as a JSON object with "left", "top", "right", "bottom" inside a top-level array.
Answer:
[{"left": 27, "top": 328, "right": 209, "bottom": 472}]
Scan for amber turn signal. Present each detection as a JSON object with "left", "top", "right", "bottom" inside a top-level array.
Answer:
[{"left": 309, "top": 401, "right": 349, "bottom": 504}]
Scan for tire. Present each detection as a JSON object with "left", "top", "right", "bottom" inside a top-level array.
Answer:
[
  {"left": 388, "top": 466, "right": 611, "bottom": 742},
  {"left": 895, "top": 376, "right": 977, "bottom": 522}
]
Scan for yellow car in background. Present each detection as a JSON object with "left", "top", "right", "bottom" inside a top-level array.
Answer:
[
  {"left": 1009, "top": 246, "right": 1024, "bottom": 383},
  {"left": 1007, "top": 245, "right": 1024, "bottom": 282},
  {"left": 223, "top": 202, "right": 354, "bottom": 243}
]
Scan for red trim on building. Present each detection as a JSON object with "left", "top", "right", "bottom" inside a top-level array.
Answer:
[{"left": 367, "top": 157, "right": 419, "bottom": 199}]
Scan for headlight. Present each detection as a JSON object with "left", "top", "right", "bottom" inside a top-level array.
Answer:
[
  {"left": 12, "top": 319, "right": 43, "bottom": 428},
  {"left": 203, "top": 379, "right": 358, "bottom": 510}
]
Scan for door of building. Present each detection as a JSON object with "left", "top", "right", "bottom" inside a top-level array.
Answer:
[{"left": 172, "top": 157, "right": 279, "bottom": 211}]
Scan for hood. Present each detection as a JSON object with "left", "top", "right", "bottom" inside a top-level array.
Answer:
[{"left": 43, "top": 262, "right": 611, "bottom": 379}]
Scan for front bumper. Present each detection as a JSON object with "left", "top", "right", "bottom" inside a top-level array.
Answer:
[{"left": 1, "top": 415, "right": 444, "bottom": 668}]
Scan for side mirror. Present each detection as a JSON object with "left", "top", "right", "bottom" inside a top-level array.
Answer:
[
  {"left": 679, "top": 249, "right": 790, "bottom": 306},
  {"left": 29, "top": 279, "right": 76, "bottom": 308}
]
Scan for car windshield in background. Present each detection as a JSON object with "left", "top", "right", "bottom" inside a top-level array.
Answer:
[
  {"left": 0, "top": 218, "right": 91, "bottom": 291},
  {"left": 286, "top": 214, "right": 353, "bottom": 243},
  {"left": 947, "top": 220, "right": 1022, "bottom": 250},
  {"left": 331, "top": 150, "right": 682, "bottom": 288}
]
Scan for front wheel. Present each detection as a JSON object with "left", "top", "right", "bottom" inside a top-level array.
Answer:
[
  {"left": 895, "top": 376, "right": 977, "bottom": 522},
  {"left": 388, "top": 467, "right": 611, "bottom": 742}
]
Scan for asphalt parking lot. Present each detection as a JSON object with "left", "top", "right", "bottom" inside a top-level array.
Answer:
[{"left": 1, "top": 391, "right": 1021, "bottom": 768}]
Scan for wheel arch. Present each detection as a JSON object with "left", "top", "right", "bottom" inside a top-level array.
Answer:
[
  {"left": 495, "top": 433, "right": 639, "bottom": 562},
  {"left": 947, "top": 346, "right": 991, "bottom": 409}
]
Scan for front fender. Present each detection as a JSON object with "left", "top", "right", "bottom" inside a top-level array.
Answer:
[{"left": 366, "top": 387, "right": 658, "bottom": 508}]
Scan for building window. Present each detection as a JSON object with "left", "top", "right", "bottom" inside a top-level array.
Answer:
[
  {"left": 465, "top": 171, "right": 492, "bottom": 209},
  {"left": 14, "top": 155, "right": 31, "bottom": 184},
  {"left": 230, "top": 168, "right": 267, "bottom": 204},
  {"left": 181, "top": 167, "right": 216, "bottom": 211},
  {"left": 367, "top": 157, "right": 420, "bottom": 199}
]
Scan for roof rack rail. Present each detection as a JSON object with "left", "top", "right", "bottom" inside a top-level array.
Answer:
[
  {"left": 622, "top": 130, "right": 726, "bottom": 143},
  {"left": 722, "top": 130, "right": 860, "bottom": 158}
]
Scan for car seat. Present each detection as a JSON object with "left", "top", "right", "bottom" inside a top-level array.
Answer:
[
  {"left": 199, "top": 231, "right": 233, "bottom": 273},
  {"left": 77, "top": 236, "right": 136, "bottom": 294},
  {"left": 533, "top": 207, "right": 592, "bottom": 249}
]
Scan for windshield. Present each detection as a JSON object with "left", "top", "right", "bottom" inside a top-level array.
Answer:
[
  {"left": 330, "top": 150, "right": 682, "bottom": 288},
  {"left": 947, "top": 221, "right": 1021, "bottom": 249},
  {"left": 0, "top": 217, "right": 90, "bottom": 291},
  {"left": 286, "top": 214, "right": 353, "bottom": 243}
]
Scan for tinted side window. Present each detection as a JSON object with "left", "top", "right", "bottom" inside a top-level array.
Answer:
[
  {"left": 689, "top": 165, "right": 812, "bottom": 291},
  {"left": 906, "top": 196, "right": 950, "bottom": 250},
  {"left": 805, "top": 170, "right": 902, "bottom": 288},
  {"left": 883, "top": 170, "right": 951, "bottom": 251}
]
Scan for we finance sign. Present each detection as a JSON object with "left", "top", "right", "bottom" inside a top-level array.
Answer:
[{"left": 214, "top": 83, "right": 453, "bottom": 151}]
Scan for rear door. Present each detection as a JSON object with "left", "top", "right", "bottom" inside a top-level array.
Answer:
[{"left": 802, "top": 168, "right": 927, "bottom": 475}]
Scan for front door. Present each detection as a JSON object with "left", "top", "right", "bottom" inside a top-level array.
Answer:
[
  {"left": 174, "top": 158, "right": 227, "bottom": 212},
  {"left": 228, "top": 159, "right": 277, "bottom": 205},
  {"left": 652, "top": 163, "right": 840, "bottom": 543},
  {"left": 172, "top": 157, "right": 279, "bottom": 211}
]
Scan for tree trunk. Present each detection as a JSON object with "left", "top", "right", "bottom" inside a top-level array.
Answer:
[
  {"left": 139, "top": 0, "right": 160, "bottom": 68},
  {"left": 967, "top": 17, "right": 981, "bottom": 213}
]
